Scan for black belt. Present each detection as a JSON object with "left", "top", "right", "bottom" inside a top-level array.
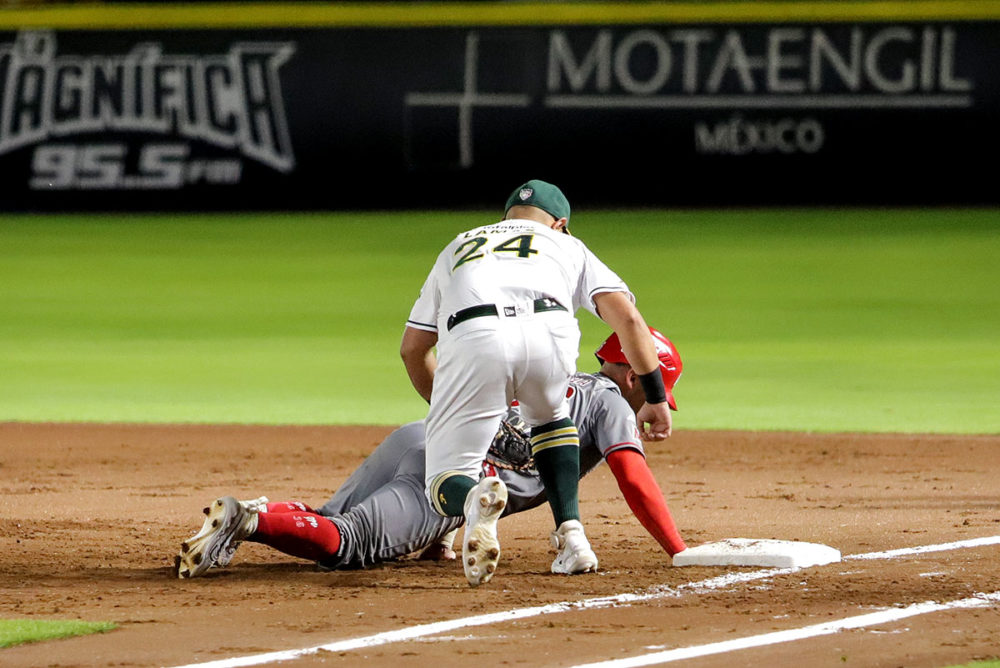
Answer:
[{"left": 447, "top": 297, "right": 567, "bottom": 331}]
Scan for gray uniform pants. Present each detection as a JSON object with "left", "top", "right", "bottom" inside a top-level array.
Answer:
[{"left": 315, "top": 422, "right": 463, "bottom": 569}]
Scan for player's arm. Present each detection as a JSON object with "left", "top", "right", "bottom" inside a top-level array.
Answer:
[
  {"left": 400, "top": 326, "right": 438, "bottom": 403},
  {"left": 592, "top": 291, "right": 672, "bottom": 439},
  {"left": 605, "top": 448, "right": 687, "bottom": 556}
]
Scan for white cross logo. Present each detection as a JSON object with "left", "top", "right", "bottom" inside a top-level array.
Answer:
[{"left": 405, "top": 32, "right": 531, "bottom": 168}]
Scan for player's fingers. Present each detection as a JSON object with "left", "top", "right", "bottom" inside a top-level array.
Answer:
[
  {"left": 636, "top": 414, "right": 646, "bottom": 435},
  {"left": 640, "top": 421, "right": 671, "bottom": 441}
]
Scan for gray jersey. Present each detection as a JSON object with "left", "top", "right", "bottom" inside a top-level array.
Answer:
[
  {"left": 316, "top": 372, "right": 644, "bottom": 569},
  {"left": 497, "top": 372, "right": 646, "bottom": 514}
]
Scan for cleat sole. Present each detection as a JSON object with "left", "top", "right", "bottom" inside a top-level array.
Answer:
[
  {"left": 462, "top": 477, "right": 508, "bottom": 587},
  {"left": 174, "top": 496, "right": 247, "bottom": 579}
]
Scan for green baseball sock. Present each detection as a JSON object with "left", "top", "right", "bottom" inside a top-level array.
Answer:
[
  {"left": 531, "top": 418, "right": 581, "bottom": 527},
  {"left": 434, "top": 474, "right": 477, "bottom": 517}
]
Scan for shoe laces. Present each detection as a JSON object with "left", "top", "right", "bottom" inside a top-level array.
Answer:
[
  {"left": 552, "top": 521, "right": 587, "bottom": 552},
  {"left": 239, "top": 496, "right": 269, "bottom": 514}
]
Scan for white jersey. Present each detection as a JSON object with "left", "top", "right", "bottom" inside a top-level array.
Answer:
[
  {"left": 410, "top": 217, "right": 635, "bottom": 504},
  {"left": 406, "top": 218, "right": 632, "bottom": 336}
]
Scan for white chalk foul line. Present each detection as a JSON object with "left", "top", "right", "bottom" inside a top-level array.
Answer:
[
  {"left": 846, "top": 534, "right": 1000, "bottom": 561},
  {"left": 171, "top": 592, "right": 680, "bottom": 668},
  {"left": 171, "top": 534, "right": 1000, "bottom": 668},
  {"left": 571, "top": 591, "right": 1000, "bottom": 668}
]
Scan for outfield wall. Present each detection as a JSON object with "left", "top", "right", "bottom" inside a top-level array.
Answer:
[{"left": 1, "top": 2, "right": 998, "bottom": 211}]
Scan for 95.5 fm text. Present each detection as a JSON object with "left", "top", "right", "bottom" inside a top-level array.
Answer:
[{"left": 30, "top": 142, "right": 243, "bottom": 190}]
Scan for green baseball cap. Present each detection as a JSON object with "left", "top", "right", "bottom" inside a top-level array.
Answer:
[{"left": 504, "top": 179, "right": 571, "bottom": 224}]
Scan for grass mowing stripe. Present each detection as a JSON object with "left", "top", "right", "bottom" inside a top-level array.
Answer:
[
  {"left": 1, "top": 209, "right": 997, "bottom": 432},
  {"left": 0, "top": 619, "right": 117, "bottom": 649}
]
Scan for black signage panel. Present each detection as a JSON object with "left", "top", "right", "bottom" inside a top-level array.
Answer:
[{"left": 0, "top": 23, "right": 996, "bottom": 210}]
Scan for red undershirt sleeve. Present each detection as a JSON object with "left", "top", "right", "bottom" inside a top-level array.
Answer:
[{"left": 605, "top": 448, "right": 687, "bottom": 556}]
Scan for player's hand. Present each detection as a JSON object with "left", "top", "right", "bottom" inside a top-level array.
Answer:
[
  {"left": 637, "top": 401, "right": 672, "bottom": 441},
  {"left": 416, "top": 543, "right": 457, "bottom": 561}
]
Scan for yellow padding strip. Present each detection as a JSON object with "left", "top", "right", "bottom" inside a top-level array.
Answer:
[
  {"left": 2, "top": 1, "right": 999, "bottom": 31},
  {"left": 531, "top": 437, "right": 580, "bottom": 455},
  {"left": 429, "top": 470, "right": 467, "bottom": 516},
  {"left": 530, "top": 427, "right": 578, "bottom": 449},
  {"left": 530, "top": 425, "right": 578, "bottom": 442}
]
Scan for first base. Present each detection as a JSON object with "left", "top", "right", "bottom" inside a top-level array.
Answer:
[{"left": 672, "top": 538, "right": 841, "bottom": 569}]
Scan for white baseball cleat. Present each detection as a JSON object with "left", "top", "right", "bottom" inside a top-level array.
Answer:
[
  {"left": 175, "top": 496, "right": 262, "bottom": 579},
  {"left": 550, "top": 519, "right": 598, "bottom": 574},
  {"left": 213, "top": 496, "right": 269, "bottom": 568},
  {"left": 462, "top": 476, "right": 507, "bottom": 587}
]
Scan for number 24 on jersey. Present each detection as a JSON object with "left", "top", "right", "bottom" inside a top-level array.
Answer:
[{"left": 453, "top": 234, "right": 537, "bottom": 271}]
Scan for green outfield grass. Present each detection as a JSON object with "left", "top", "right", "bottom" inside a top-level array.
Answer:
[
  {"left": 0, "top": 619, "right": 116, "bottom": 649},
  {"left": 0, "top": 209, "right": 997, "bottom": 433}
]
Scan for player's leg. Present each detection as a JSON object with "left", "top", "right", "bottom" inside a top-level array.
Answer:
[
  {"left": 263, "top": 501, "right": 315, "bottom": 514},
  {"left": 219, "top": 500, "right": 321, "bottom": 568},
  {"left": 514, "top": 315, "right": 581, "bottom": 527},
  {"left": 514, "top": 317, "right": 598, "bottom": 574},
  {"left": 423, "top": 327, "right": 510, "bottom": 517},
  {"left": 177, "top": 422, "right": 434, "bottom": 575},
  {"left": 254, "top": 423, "right": 461, "bottom": 569},
  {"left": 181, "top": 447, "right": 462, "bottom": 572},
  {"left": 246, "top": 511, "right": 343, "bottom": 562},
  {"left": 528, "top": 416, "right": 581, "bottom": 526},
  {"left": 317, "top": 422, "right": 426, "bottom": 517},
  {"left": 175, "top": 495, "right": 342, "bottom": 578},
  {"left": 320, "top": 456, "right": 464, "bottom": 569},
  {"left": 424, "top": 327, "right": 511, "bottom": 585},
  {"left": 251, "top": 484, "right": 461, "bottom": 570}
]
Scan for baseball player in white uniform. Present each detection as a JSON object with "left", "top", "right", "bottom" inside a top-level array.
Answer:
[
  {"left": 400, "top": 179, "right": 674, "bottom": 586},
  {"left": 174, "top": 329, "right": 687, "bottom": 578}
]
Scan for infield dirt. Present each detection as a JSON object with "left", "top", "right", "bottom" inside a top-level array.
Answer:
[{"left": 1, "top": 423, "right": 998, "bottom": 667}]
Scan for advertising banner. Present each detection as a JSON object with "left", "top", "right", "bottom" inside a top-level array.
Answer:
[{"left": 0, "top": 19, "right": 997, "bottom": 210}]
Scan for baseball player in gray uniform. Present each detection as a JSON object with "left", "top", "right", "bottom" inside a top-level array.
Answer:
[
  {"left": 400, "top": 179, "right": 674, "bottom": 586},
  {"left": 175, "top": 329, "right": 686, "bottom": 578}
]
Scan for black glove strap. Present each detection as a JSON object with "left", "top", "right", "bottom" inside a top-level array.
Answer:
[{"left": 638, "top": 370, "right": 667, "bottom": 405}]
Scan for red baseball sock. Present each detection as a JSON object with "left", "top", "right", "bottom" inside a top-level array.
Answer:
[
  {"left": 265, "top": 501, "right": 315, "bottom": 514},
  {"left": 250, "top": 512, "right": 341, "bottom": 561},
  {"left": 606, "top": 449, "right": 687, "bottom": 556}
]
